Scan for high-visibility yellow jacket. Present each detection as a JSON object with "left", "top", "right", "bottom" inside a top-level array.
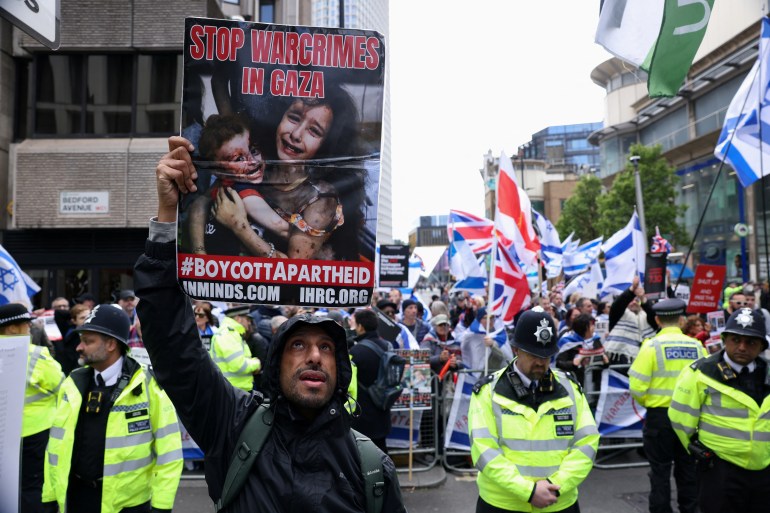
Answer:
[
  {"left": 209, "top": 316, "right": 260, "bottom": 391},
  {"left": 24, "top": 344, "right": 64, "bottom": 437},
  {"left": 42, "top": 356, "right": 183, "bottom": 512},
  {"left": 669, "top": 351, "right": 770, "bottom": 470},
  {"left": 628, "top": 327, "right": 706, "bottom": 408},
  {"left": 468, "top": 366, "right": 599, "bottom": 512}
]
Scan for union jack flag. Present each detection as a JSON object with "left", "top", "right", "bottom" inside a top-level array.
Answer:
[
  {"left": 448, "top": 209, "right": 494, "bottom": 255},
  {"left": 490, "top": 240, "right": 531, "bottom": 325},
  {"left": 650, "top": 226, "right": 673, "bottom": 254}
]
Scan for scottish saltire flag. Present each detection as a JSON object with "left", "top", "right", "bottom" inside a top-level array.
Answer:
[
  {"left": 563, "top": 237, "right": 603, "bottom": 277},
  {"left": 533, "top": 210, "right": 562, "bottom": 278},
  {"left": 595, "top": 0, "right": 713, "bottom": 97},
  {"left": 0, "top": 244, "right": 40, "bottom": 307},
  {"left": 490, "top": 240, "right": 531, "bottom": 325},
  {"left": 714, "top": 18, "right": 770, "bottom": 188},
  {"left": 601, "top": 211, "right": 646, "bottom": 298},
  {"left": 448, "top": 209, "right": 494, "bottom": 255},
  {"left": 650, "top": 226, "right": 673, "bottom": 253},
  {"left": 449, "top": 231, "right": 487, "bottom": 294},
  {"left": 495, "top": 152, "right": 540, "bottom": 266}
]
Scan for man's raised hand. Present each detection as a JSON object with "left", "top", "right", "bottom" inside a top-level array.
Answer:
[{"left": 156, "top": 136, "right": 197, "bottom": 222}]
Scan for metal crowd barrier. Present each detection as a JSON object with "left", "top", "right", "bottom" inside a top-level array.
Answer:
[
  {"left": 440, "top": 368, "right": 479, "bottom": 475},
  {"left": 389, "top": 373, "right": 441, "bottom": 474},
  {"left": 583, "top": 362, "right": 648, "bottom": 470}
]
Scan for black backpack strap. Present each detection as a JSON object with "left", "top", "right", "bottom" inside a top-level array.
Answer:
[
  {"left": 351, "top": 429, "right": 385, "bottom": 513},
  {"left": 358, "top": 338, "right": 386, "bottom": 357},
  {"left": 215, "top": 405, "right": 274, "bottom": 512}
]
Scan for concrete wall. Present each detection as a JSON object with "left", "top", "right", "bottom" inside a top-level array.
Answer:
[{"left": 13, "top": 138, "right": 166, "bottom": 228}]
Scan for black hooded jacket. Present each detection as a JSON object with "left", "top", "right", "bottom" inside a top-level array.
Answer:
[{"left": 134, "top": 238, "right": 405, "bottom": 513}]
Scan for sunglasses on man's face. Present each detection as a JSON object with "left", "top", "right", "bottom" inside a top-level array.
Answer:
[{"left": 195, "top": 312, "right": 207, "bottom": 318}]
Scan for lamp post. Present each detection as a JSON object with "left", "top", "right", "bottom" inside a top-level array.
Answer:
[{"left": 630, "top": 155, "right": 648, "bottom": 246}]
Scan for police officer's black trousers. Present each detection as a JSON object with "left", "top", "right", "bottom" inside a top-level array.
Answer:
[
  {"left": 476, "top": 496, "right": 580, "bottom": 513},
  {"left": 642, "top": 408, "right": 697, "bottom": 513},
  {"left": 697, "top": 456, "right": 770, "bottom": 513},
  {"left": 21, "top": 429, "right": 49, "bottom": 513}
]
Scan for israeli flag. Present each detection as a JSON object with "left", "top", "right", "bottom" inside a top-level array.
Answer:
[
  {"left": 714, "top": 17, "right": 770, "bottom": 187},
  {"left": 449, "top": 231, "right": 487, "bottom": 294},
  {"left": 563, "top": 236, "right": 603, "bottom": 277},
  {"left": 533, "top": 210, "right": 562, "bottom": 278},
  {"left": 601, "top": 211, "right": 645, "bottom": 298},
  {"left": 0, "top": 244, "right": 40, "bottom": 308}
]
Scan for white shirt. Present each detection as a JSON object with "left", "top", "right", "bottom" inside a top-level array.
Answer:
[
  {"left": 95, "top": 356, "right": 124, "bottom": 386},
  {"left": 723, "top": 352, "right": 756, "bottom": 375},
  {"left": 513, "top": 360, "right": 536, "bottom": 389}
]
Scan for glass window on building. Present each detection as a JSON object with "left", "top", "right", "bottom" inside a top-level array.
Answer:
[
  {"left": 694, "top": 71, "right": 748, "bottom": 138},
  {"left": 640, "top": 107, "right": 688, "bottom": 152},
  {"left": 33, "top": 53, "right": 181, "bottom": 137},
  {"left": 135, "top": 54, "right": 182, "bottom": 134},
  {"left": 677, "top": 158, "right": 742, "bottom": 279},
  {"left": 260, "top": 1, "right": 275, "bottom": 22}
]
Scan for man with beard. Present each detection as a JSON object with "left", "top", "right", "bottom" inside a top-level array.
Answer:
[
  {"left": 468, "top": 309, "right": 599, "bottom": 512},
  {"left": 41, "top": 304, "right": 182, "bottom": 513},
  {"left": 670, "top": 308, "right": 770, "bottom": 513},
  {"left": 209, "top": 305, "right": 262, "bottom": 391},
  {"left": 131, "top": 136, "right": 405, "bottom": 512}
]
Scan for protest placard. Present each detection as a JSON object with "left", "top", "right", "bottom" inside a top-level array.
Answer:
[
  {"left": 687, "top": 265, "right": 726, "bottom": 314},
  {"left": 176, "top": 18, "right": 385, "bottom": 307}
]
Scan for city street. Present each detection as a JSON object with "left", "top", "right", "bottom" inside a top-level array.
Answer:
[{"left": 172, "top": 449, "right": 663, "bottom": 513}]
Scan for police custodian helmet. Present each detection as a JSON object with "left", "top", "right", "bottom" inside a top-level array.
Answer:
[
  {"left": 722, "top": 307, "right": 769, "bottom": 350},
  {"left": 74, "top": 304, "right": 131, "bottom": 346},
  {"left": 512, "top": 309, "right": 558, "bottom": 358}
]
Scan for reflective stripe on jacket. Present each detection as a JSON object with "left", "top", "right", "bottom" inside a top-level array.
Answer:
[
  {"left": 42, "top": 357, "right": 183, "bottom": 512},
  {"left": 669, "top": 351, "right": 770, "bottom": 470},
  {"left": 468, "top": 367, "right": 599, "bottom": 512},
  {"left": 209, "top": 317, "right": 260, "bottom": 391},
  {"left": 628, "top": 327, "right": 707, "bottom": 408},
  {"left": 24, "top": 344, "right": 63, "bottom": 437}
]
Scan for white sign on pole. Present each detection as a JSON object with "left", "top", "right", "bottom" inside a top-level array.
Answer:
[
  {"left": 0, "top": 335, "right": 30, "bottom": 513},
  {"left": 0, "top": 0, "right": 59, "bottom": 49},
  {"left": 59, "top": 191, "right": 110, "bottom": 215}
]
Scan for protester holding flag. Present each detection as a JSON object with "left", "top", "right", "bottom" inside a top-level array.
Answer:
[
  {"left": 460, "top": 307, "right": 511, "bottom": 374},
  {"left": 605, "top": 276, "right": 658, "bottom": 366},
  {"left": 468, "top": 309, "right": 598, "bottom": 512},
  {"left": 555, "top": 314, "right": 608, "bottom": 388},
  {"left": 628, "top": 299, "right": 706, "bottom": 513}
]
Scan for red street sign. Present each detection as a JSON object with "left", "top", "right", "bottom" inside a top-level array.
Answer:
[{"left": 687, "top": 265, "right": 727, "bottom": 314}]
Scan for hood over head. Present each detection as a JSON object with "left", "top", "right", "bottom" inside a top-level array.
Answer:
[{"left": 262, "top": 313, "right": 352, "bottom": 404}]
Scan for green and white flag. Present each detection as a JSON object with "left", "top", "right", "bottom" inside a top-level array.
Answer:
[{"left": 595, "top": 0, "right": 714, "bottom": 98}]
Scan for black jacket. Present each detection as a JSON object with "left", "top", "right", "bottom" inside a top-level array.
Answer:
[
  {"left": 134, "top": 239, "right": 405, "bottom": 513},
  {"left": 349, "top": 331, "right": 392, "bottom": 440}
]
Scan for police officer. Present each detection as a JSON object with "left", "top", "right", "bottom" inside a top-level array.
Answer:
[
  {"left": 670, "top": 308, "right": 770, "bottom": 513},
  {"left": 0, "top": 304, "right": 63, "bottom": 513},
  {"left": 209, "top": 305, "right": 261, "bottom": 391},
  {"left": 628, "top": 298, "right": 706, "bottom": 513},
  {"left": 42, "top": 304, "right": 183, "bottom": 513},
  {"left": 468, "top": 309, "right": 599, "bottom": 512}
]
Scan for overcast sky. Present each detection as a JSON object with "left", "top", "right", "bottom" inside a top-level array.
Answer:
[{"left": 388, "top": 1, "right": 613, "bottom": 241}]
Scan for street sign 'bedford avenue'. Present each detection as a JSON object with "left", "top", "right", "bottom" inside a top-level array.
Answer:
[{"left": 0, "top": 0, "right": 59, "bottom": 50}]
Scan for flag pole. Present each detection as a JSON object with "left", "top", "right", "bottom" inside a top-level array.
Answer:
[
  {"left": 675, "top": 47, "right": 762, "bottom": 290},
  {"left": 760, "top": 24, "right": 770, "bottom": 282},
  {"left": 484, "top": 234, "right": 497, "bottom": 377}
]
